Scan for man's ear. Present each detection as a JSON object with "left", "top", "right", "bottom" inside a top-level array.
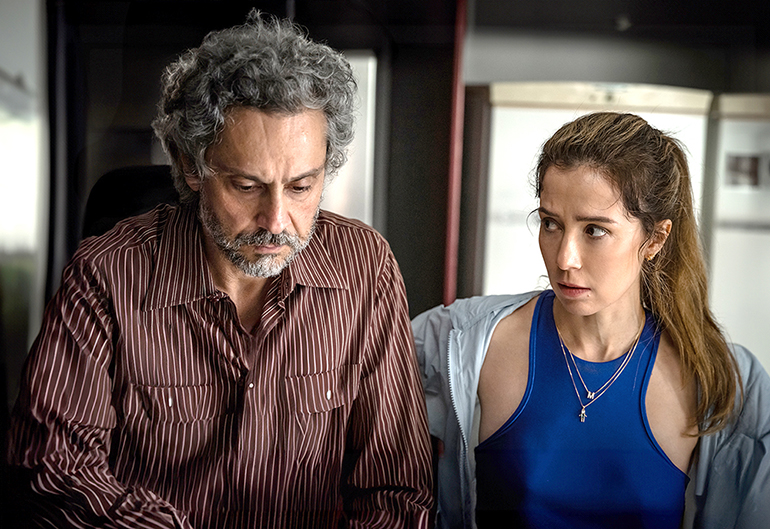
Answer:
[
  {"left": 645, "top": 219, "right": 672, "bottom": 260},
  {"left": 180, "top": 156, "right": 202, "bottom": 192}
]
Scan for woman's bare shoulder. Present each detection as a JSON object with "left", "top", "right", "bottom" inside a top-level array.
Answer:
[
  {"left": 497, "top": 294, "right": 540, "bottom": 337},
  {"left": 647, "top": 329, "right": 699, "bottom": 472},
  {"left": 478, "top": 295, "right": 540, "bottom": 443}
]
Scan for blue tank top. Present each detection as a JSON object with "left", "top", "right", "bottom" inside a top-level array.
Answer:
[{"left": 475, "top": 290, "right": 688, "bottom": 528}]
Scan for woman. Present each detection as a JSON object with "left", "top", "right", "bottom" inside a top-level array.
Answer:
[{"left": 413, "top": 112, "right": 770, "bottom": 528}]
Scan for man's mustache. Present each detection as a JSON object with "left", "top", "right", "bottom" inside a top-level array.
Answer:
[{"left": 228, "top": 229, "right": 302, "bottom": 249}]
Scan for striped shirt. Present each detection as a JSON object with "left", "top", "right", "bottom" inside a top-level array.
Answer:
[{"left": 8, "top": 204, "right": 433, "bottom": 528}]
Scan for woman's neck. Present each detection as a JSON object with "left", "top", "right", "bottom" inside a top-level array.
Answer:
[{"left": 552, "top": 297, "right": 645, "bottom": 363}]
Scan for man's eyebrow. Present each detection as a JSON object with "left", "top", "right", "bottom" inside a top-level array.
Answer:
[
  {"left": 538, "top": 207, "right": 617, "bottom": 224},
  {"left": 220, "top": 164, "right": 325, "bottom": 183},
  {"left": 288, "top": 165, "right": 325, "bottom": 182}
]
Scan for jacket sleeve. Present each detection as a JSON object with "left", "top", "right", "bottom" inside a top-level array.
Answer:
[
  {"left": 687, "top": 344, "right": 770, "bottom": 529},
  {"left": 411, "top": 303, "right": 454, "bottom": 442},
  {"left": 341, "top": 250, "right": 434, "bottom": 528},
  {"left": 413, "top": 302, "right": 476, "bottom": 529},
  {"left": 7, "top": 251, "right": 193, "bottom": 528}
]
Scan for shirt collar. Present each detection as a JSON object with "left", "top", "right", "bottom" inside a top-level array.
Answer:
[
  {"left": 280, "top": 212, "right": 348, "bottom": 297},
  {"left": 143, "top": 205, "right": 218, "bottom": 311},
  {"left": 143, "top": 207, "right": 347, "bottom": 311}
]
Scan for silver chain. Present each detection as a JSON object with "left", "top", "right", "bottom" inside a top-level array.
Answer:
[{"left": 557, "top": 321, "right": 643, "bottom": 423}]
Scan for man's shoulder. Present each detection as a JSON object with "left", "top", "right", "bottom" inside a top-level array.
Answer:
[
  {"left": 299, "top": 210, "right": 396, "bottom": 290},
  {"left": 316, "top": 209, "right": 384, "bottom": 238},
  {"left": 314, "top": 209, "right": 391, "bottom": 256},
  {"left": 74, "top": 204, "right": 185, "bottom": 265}
]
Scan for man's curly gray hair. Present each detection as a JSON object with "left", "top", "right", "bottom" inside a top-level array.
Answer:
[{"left": 152, "top": 10, "right": 357, "bottom": 204}]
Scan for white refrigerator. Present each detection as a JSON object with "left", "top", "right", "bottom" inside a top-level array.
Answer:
[{"left": 708, "top": 94, "right": 770, "bottom": 369}]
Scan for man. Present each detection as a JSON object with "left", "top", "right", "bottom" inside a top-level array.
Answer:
[{"left": 8, "top": 11, "right": 433, "bottom": 528}]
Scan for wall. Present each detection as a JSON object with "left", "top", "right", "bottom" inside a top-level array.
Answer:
[
  {"left": 0, "top": 0, "right": 47, "bottom": 425},
  {"left": 464, "top": 28, "right": 770, "bottom": 93},
  {"left": 0, "top": 0, "right": 47, "bottom": 523},
  {"left": 465, "top": 30, "right": 729, "bottom": 89}
]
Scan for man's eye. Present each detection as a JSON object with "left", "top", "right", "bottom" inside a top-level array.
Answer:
[
  {"left": 232, "top": 180, "right": 256, "bottom": 192},
  {"left": 292, "top": 185, "right": 311, "bottom": 193}
]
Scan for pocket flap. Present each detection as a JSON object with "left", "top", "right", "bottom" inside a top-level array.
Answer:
[
  {"left": 128, "top": 383, "right": 238, "bottom": 422},
  {"left": 285, "top": 364, "right": 361, "bottom": 414}
]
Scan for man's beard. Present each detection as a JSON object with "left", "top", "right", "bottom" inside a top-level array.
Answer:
[{"left": 198, "top": 193, "right": 317, "bottom": 278}]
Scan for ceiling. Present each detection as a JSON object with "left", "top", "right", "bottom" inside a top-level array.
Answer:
[
  {"left": 58, "top": 1, "right": 770, "bottom": 50},
  {"left": 473, "top": 0, "right": 770, "bottom": 48}
]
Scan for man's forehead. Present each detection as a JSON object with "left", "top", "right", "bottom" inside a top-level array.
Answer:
[{"left": 222, "top": 105, "right": 327, "bottom": 124}]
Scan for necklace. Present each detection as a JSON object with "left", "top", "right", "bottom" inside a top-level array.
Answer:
[{"left": 557, "top": 321, "right": 644, "bottom": 423}]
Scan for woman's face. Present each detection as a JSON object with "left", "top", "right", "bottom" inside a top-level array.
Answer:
[{"left": 538, "top": 165, "right": 650, "bottom": 318}]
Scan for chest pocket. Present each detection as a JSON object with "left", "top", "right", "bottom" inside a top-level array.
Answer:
[
  {"left": 117, "top": 382, "right": 239, "bottom": 476},
  {"left": 285, "top": 364, "right": 361, "bottom": 414}
]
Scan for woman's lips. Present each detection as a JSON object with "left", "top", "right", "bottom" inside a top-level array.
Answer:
[{"left": 558, "top": 282, "right": 590, "bottom": 298}]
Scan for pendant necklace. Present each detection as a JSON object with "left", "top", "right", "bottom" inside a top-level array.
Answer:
[{"left": 557, "top": 320, "right": 644, "bottom": 423}]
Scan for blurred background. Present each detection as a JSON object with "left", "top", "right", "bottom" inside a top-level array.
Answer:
[{"left": 2, "top": 0, "right": 770, "bottom": 504}]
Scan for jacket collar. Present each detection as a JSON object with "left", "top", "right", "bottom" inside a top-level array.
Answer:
[{"left": 448, "top": 291, "right": 541, "bottom": 332}]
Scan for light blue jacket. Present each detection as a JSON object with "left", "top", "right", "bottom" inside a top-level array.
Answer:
[{"left": 412, "top": 291, "right": 770, "bottom": 529}]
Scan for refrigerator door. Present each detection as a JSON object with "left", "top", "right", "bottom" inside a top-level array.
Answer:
[
  {"left": 709, "top": 94, "right": 770, "bottom": 370},
  {"left": 321, "top": 51, "right": 377, "bottom": 227}
]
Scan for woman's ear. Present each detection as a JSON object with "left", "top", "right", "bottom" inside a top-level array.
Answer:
[{"left": 645, "top": 219, "right": 672, "bottom": 260}]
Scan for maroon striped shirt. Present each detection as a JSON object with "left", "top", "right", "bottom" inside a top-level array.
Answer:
[{"left": 8, "top": 204, "right": 433, "bottom": 528}]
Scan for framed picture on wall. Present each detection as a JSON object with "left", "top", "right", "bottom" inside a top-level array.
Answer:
[
  {"left": 725, "top": 154, "right": 761, "bottom": 187},
  {"left": 714, "top": 95, "right": 770, "bottom": 226}
]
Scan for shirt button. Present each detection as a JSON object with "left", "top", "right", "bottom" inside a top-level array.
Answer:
[
  {"left": 248, "top": 383, "right": 254, "bottom": 389},
  {"left": 326, "top": 390, "right": 332, "bottom": 400}
]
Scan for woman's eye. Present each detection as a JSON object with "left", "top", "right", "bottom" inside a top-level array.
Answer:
[
  {"left": 587, "top": 225, "right": 608, "bottom": 238},
  {"left": 541, "top": 218, "right": 558, "bottom": 231}
]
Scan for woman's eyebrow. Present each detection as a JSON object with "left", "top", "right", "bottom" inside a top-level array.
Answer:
[{"left": 538, "top": 207, "right": 617, "bottom": 224}]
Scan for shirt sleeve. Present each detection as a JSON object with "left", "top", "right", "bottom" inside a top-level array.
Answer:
[
  {"left": 340, "top": 249, "right": 434, "bottom": 528},
  {"left": 7, "top": 249, "right": 194, "bottom": 529}
]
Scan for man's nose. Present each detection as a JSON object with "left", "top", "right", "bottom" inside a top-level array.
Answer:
[{"left": 257, "top": 192, "right": 288, "bottom": 235}]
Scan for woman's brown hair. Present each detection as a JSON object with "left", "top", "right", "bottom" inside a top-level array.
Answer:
[{"left": 535, "top": 112, "right": 740, "bottom": 434}]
